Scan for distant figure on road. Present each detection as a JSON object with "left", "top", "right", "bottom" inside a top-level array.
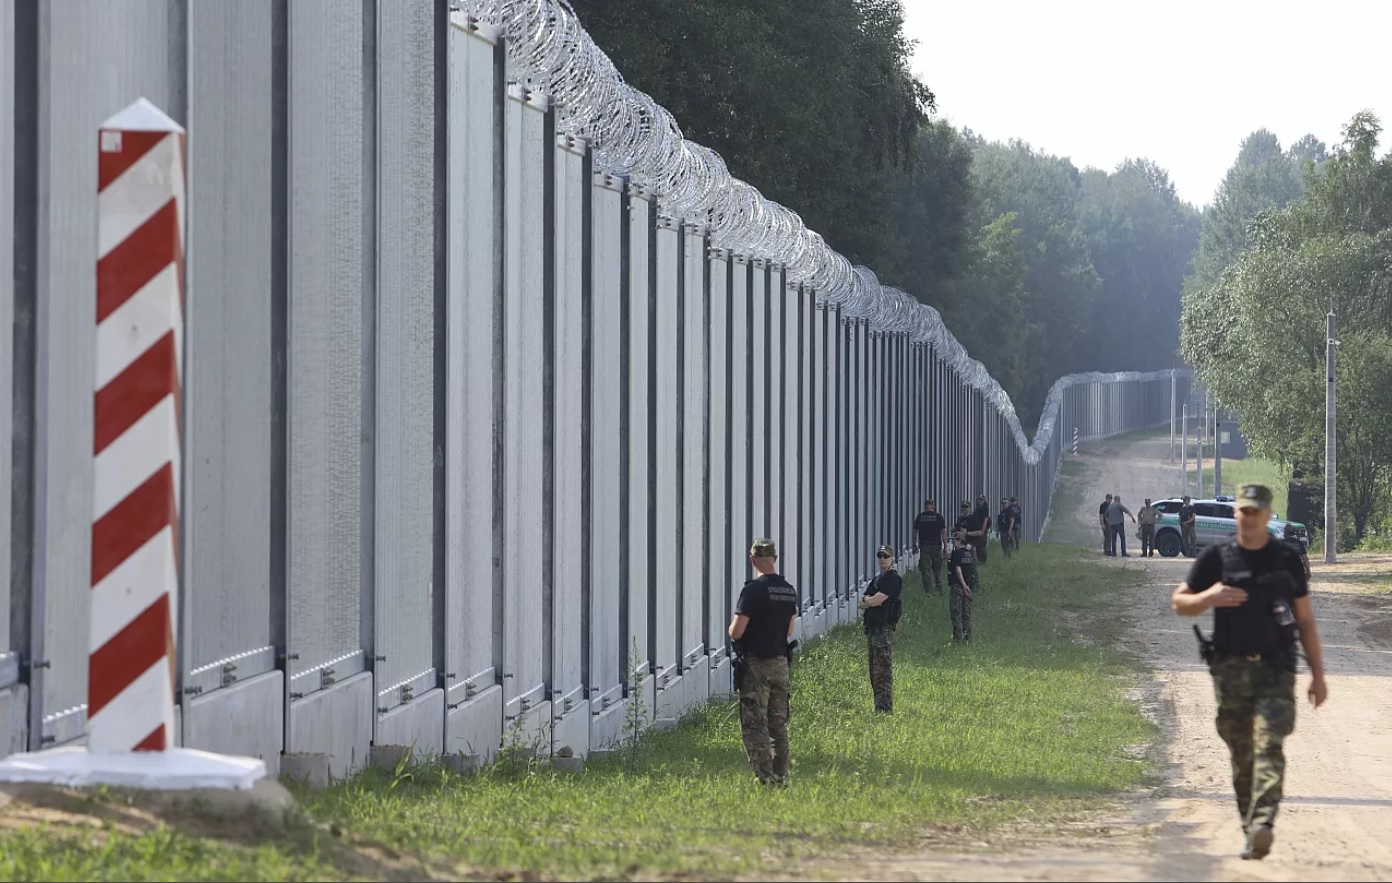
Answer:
[
  {"left": 1170, "top": 483, "right": 1328, "bottom": 862},
  {"left": 1137, "top": 498, "right": 1161, "bottom": 557},
  {"left": 1098, "top": 494, "right": 1113, "bottom": 554},
  {"left": 1106, "top": 494, "right": 1136, "bottom": 557},
  {"left": 729, "top": 539, "right": 798, "bottom": 786},
  {"left": 1179, "top": 495, "right": 1197, "bottom": 557}
]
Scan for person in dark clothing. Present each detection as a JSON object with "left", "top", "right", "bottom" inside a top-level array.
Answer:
[
  {"left": 729, "top": 538, "right": 799, "bottom": 786},
  {"left": 912, "top": 499, "right": 948, "bottom": 596},
  {"left": 1009, "top": 497, "right": 1023, "bottom": 549},
  {"left": 947, "top": 532, "right": 976, "bottom": 643},
  {"left": 955, "top": 500, "right": 984, "bottom": 557},
  {"left": 1171, "top": 484, "right": 1328, "bottom": 861},
  {"left": 972, "top": 495, "right": 992, "bottom": 563},
  {"left": 1098, "top": 494, "right": 1113, "bottom": 555},
  {"left": 997, "top": 496, "right": 1016, "bottom": 558},
  {"left": 858, "top": 544, "right": 903, "bottom": 712}
]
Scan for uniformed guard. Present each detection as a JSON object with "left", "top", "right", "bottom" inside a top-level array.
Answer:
[
  {"left": 1178, "top": 494, "right": 1197, "bottom": 557},
  {"left": 858, "top": 544, "right": 902, "bottom": 713},
  {"left": 1137, "top": 497, "right": 1161, "bottom": 557},
  {"left": 1009, "top": 496, "right": 1023, "bottom": 550},
  {"left": 997, "top": 496, "right": 1015, "bottom": 559},
  {"left": 912, "top": 498, "right": 948, "bottom": 595},
  {"left": 972, "top": 495, "right": 993, "bottom": 564},
  {"left": 1171, "top": 483, "right": 1329, "bottom": 860},
  {"left": 947, "top": 531, "right": 976, "bottom": 643},
  {"left": 729, "top": 538, "right": 799, "bottom": 786}
]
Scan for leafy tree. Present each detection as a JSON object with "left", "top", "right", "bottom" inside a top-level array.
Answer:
[{"left": 1182, "top": 113, "right": 1392, "bottom": 542}]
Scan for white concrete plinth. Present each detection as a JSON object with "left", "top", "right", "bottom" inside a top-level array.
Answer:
[{"left": 0, "top": 745, "right": 266, "bottom": 790}]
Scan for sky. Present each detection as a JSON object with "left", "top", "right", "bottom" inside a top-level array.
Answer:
[{"left": 902, "top": 0, "right": 1392, "bottom": 208}]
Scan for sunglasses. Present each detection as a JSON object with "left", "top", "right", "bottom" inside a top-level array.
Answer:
[{"left": 876, "top": 552, "right": 892, "bottom": 559}]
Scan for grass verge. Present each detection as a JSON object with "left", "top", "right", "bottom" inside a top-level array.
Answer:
[{"left": 0, "top": 549, "right": 1155, "bottom": 882}]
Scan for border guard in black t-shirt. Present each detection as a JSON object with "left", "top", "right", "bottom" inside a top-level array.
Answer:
[
  {"left": 1171, "top": 483, "right": 1328, "bottom": 861},
  {"left": 947, "top": 532, "right": 976, "bottom": 643},
  {"left": 912, "top": 499, "right": 948, "bottom": 596},
  {"left": 858, "top": 544, "right": 903, "bottom": 713},
  {"left": 729, "top": 538, "right": 799, "bottom": 786}
]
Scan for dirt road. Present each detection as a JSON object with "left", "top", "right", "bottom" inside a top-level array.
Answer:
[{"left": 830, "top": 432, "right": 1392, "bottom": 881}]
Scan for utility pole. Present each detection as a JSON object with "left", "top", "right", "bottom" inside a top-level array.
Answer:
[
  {"left": 1169, "top": 369, "right": 1176, "bottom": 462},
  {"left": 1325, "top": 311, "right": 1338, "bottom": 564},
  {"left": 1196, "top": 391, "right": 1205, "bottom": 499},
  {"left": 1181, "top": 404, "right": 1188, "bottom": 496},
  {"left": 1214, "top": 407, "right": 1223, "bottom": 498}
]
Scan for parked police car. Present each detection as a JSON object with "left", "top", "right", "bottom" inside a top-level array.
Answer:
[{"left": 1148, "top": 495, "right": 1311, "bottom": 558}]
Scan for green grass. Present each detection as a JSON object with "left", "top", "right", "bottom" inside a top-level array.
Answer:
[
  {"left": 1043, "top": 459, "right": 1095, "bottom": 547},
  {"left": 0, "top": 550, "right": 1156, "bottom": 882}
]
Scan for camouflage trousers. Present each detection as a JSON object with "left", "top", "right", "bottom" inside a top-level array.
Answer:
[
  {"left": 950, "top": 574, "right": 975, "bottom": 642},
  {"left": 1212, "top": 657, "right": 1297, "bottom": 831},
  {"left": 1139, "top": 523, "right": 1156, "bottom": 556},
  {"left": 918, "top": 547, "right": 944, "bottom": 595},
  {"left": 738, "top": 655, "right": 790, "bottom": 783},
  {"left": 1181, "top": 523, "right": 1197, "bottom": 556},
  {"left": 867, "top": 629, "right": 894, "bottom": 712}
]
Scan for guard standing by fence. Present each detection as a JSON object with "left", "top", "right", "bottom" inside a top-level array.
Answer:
[
  {"left": 948, "top": 532, "right": 977, "bottom": 643},
  {"left": 728, "top": 539, "right": 799, "bottom": 786},
  {"left": 859, "top": 545, "right": 903, "bottom": 713},
  {"left": 1170, "top": 484, "right": 1328, "bottom": 861},
  {"left": 912, "top": 499, "right": 948, "bottom": 595}
]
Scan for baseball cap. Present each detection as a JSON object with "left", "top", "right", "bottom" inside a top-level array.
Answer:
[
  {"left": 749, "top": 538, "right": 777, "bottom": 557},
  {"left": 1237, "top": 484, "right": 1273, "bottom": 510},
  {"left": 876, "top": 544, "right": 895, "bottom": 558}
]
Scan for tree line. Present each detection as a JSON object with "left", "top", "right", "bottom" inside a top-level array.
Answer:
[
  {"left": 570, "top": 0, "right": 1202, "bottom": 429},
  {"left": 1181, "top": 114, "right": 1392, "bottom": 548}
]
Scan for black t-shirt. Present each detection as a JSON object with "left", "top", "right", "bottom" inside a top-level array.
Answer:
[
  {"left": 862, "top": 569, "right": 902, "bottom": 634},
  {"left": 955, "top": 512, "right": 982, "bottom": 535},
  {"left": 1182, "top": 539, "right": 1308, "bottom": 655},
  {"left": 1098, "top": 501, "right": 1110, "bottom": 519},
  {"left": 1009, "top": 504, "right": 1022, "bottom": 525},
  {"left": 997, "top": 508, "right": 1013, "bottom": 530},
  {"left": 974, "top": 505, "right": 991, "bottom": 529},
  {"left": 949, "top": 545, "right": 977, "bottom": 584},
  {"left": 1178, "top": 504, "right": 1195, "bottom": 526},
  {"left": 913, "top": 510, "right": 947, "bottom": 547},
  {"left": 734, "top": 573, "right": 799, "bottom": 658}
]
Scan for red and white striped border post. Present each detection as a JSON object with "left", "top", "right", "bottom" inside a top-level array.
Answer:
[
  {"left": 1072, "top": 426, "right": 1078, "bottom": 456},
  {"left": 90, "top": 98, "right": 186, "bottom": 754}
]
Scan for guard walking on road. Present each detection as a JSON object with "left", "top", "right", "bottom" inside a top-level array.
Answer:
[
  {"left": 1171, "top": 484, "right": 1328, "bottom": 861},
  {"left": 729, "top": 539, "right": 799, "bottom": 786},
  {"left": 859, "top": 544, "right": 902, "bottom": 713}
]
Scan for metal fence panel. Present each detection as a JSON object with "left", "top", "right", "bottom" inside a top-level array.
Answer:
[
  {"left": 726, "top": 259, "right": 750, "bottom": 620},
  {"left": 750, "top": 264, "right": 768, "bottom": 539},
  {"left": 625, "top": 191, "right": 653, "bottom": 679},
  {"left": 36, "top": 0, "right": 180, "bottom": 747},
  {"left": 444, "top": 20, "right": 501, "bottom": 708},
  {"left": 551, "top": 136, "right": 587, "bottom": 705},
  {"left": 373, "top": 0, "right": 438, "bottom": 716},
  {"left": 680, "top": 228, "right": 706, "bottom": 664},
  {"left": 781, "top": 281, "right": 800, "bottom": 601},
  {"left": 183, "top": 0, "right": 276, "bottom": 696},
  {"left": 501, "top": 86, "right": 549, "bottom": 716},
  {"left": 652, "top": 219, "right": 680, "bottom": 683},
  {"left": 0, "top": 4, "right": 14, "bottom": 669},
  {"left": 589, "top": 175, "right": 624, "bottom": 700},
  {"left": 767, "top": 271, "right": 783, "bottom": 568},
  {"left": 706, "top": 253, "right": 730, "bottom": 661},
  {"left": 286, "top": 0, "right": 367, "bottom": 699}
]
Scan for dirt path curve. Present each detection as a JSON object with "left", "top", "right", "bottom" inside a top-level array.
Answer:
[{"left": 828, "top": 432, "right": 1392, "bottom": 881}]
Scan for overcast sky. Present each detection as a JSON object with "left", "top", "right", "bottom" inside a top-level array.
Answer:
[{"left": 902, "top": 0, "right": 1392, "bottom": 208}]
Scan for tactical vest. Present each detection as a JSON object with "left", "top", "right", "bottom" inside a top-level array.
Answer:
[{"left": 1214, "top": 538, "right": 1299, "bottom": 670}]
